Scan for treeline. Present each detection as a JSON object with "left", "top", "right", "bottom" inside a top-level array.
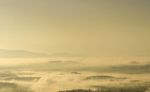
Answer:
[
  {"left": 59, "top": 89, "right": 99, "bottom": 92},
  {"left": 58, "top": 86, "right": 148, "bottom": 92}
]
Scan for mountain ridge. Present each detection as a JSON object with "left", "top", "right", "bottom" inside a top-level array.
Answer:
[{"left": 0, "top": 49, "right": 49, "bottom": 58}]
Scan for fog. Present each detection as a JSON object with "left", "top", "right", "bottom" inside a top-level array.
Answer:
[
  {"left": 0, "top": 57, "right": 149, "bottom": 92},
  {"left": 0, "top": 0, "right": 150, "bottom": 92}
]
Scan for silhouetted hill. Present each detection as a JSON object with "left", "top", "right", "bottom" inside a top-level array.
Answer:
[{"left": 0, "top": 49, "right": 49, "bottom": 58}]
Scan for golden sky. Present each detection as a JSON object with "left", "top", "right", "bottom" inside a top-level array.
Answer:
[{"left": 0, "top": 0, "right": 150, "bottom": 57}]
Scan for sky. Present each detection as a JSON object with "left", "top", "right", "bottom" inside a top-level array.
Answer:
[{"left": 0, "top": 0, "right": 150, "bottom": 57}]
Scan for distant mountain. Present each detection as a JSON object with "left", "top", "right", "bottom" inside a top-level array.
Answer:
[
  {"left": 84, "top": 75, "right": 126, "bottom": 80},
  {"left": 50, "top": 53, "right": 85, "bottom": 57},
  {"left": 109, "top": 63, "right": 150, "bottom": 74},
  {"left": 0, "top": 49, "right": 49, "bottom": 58}
]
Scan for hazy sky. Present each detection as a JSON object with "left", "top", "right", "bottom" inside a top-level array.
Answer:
[{"left": 0, "top": 0, "right": 150, "bottom": 57}]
